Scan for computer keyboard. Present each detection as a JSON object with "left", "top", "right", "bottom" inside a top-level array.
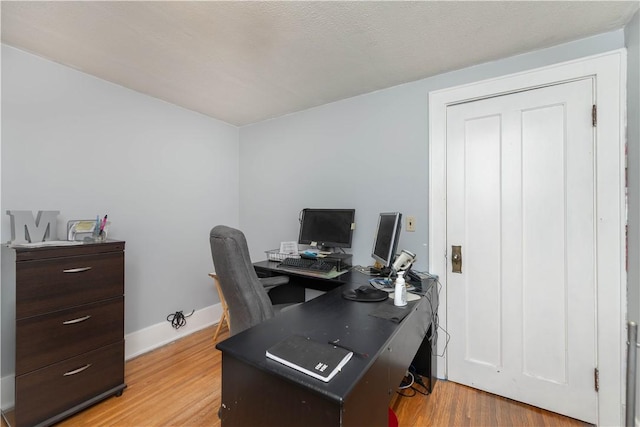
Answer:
[{"left": 278, "top": 257, "right": 334, "bottom": 273}]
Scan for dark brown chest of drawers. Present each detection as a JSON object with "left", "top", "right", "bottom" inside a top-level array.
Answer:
[{"left": 1, "top": 241, "right": 126, "bottom": 427}]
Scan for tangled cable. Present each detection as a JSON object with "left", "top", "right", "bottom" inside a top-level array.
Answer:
[
  {"left": 396, "top": 367, "right": 430, "bottom": 397},
  {"left": 166, "top": 309, "right": 195, "bottom": 329}
]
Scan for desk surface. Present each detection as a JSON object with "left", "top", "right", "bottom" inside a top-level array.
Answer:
[{"left": 216, "top": 272, "right": 436, "bottom": 403}]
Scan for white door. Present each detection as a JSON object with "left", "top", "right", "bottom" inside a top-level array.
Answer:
[{"left": 446, "top": 78, "right": 597, "bottom": 423}]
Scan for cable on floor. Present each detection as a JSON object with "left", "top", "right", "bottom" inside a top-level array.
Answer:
[
  {"left": 167, "top": 309, "right": 194, "bottom": 329},
  {"left": 396, "top": 367, "right": 432, "bottom": 398}
]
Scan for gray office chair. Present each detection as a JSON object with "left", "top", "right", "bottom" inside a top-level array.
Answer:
[{"left": 209, "top": 225, "right": 292, "bottom": 336}]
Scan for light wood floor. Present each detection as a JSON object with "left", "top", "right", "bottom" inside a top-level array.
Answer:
[{"left": 41, "top": 325, "right": 590, "bottom": 426}]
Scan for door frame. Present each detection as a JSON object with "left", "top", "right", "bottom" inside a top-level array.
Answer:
[{"left": 429, "top": 49, "right": 627, "bottom": 426}]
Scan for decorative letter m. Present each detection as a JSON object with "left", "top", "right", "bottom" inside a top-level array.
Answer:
[{"left": 7, "top": 210, "right": 59, "bottom": 244}]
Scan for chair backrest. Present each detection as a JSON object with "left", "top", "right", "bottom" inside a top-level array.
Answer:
[{"left": 209, "top": 225, "right": 275, "bottom": 336}]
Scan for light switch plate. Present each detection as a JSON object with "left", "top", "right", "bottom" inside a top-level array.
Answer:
[{"left": 406, "top": 216, "right": 416, "bottom": 232}]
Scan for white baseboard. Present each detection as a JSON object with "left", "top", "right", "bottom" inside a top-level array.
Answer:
[
  {"left": 1, "top": 375, "right": 14, "bottom": 412},
  {"left": 125, "top": 303, "right": 222, "bottom": 360},
  {"left": 1, "top": 303, "right": 223, "bottom": 411}
]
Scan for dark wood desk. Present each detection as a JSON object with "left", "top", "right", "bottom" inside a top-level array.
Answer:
[{"left": 216, "top": 270, "right": 438, "bottom": 427}]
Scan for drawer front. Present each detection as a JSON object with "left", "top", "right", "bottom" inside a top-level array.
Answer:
[
  {"left": 16, "top": 297, "right": 124, "bottom": 375},
  {"left": 15, "top": 341, "right": 124, "bottom": 427},
  {"left": 16, "top": 251, "right": 124, "bottom": 318}
]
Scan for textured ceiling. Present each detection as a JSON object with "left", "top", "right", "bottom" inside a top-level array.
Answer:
[{"left": 2, "top": 1, "right": 638, "bottom": 126}]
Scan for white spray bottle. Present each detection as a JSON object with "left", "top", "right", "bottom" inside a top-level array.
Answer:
[{"left": 394, "top": 271, "right": 407, "bottom": 307}]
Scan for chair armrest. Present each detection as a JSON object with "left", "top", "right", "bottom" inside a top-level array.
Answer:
[{"left": 259, "top": 275, "right": 289, "bottom": 290}]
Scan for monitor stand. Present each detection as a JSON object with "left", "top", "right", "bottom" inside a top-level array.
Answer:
[
  {"left": 369, "top": 266, "right": 393, "bottom": 277},
  {"left": 322, "top": 253, "right": 352, "bottom": 271}
]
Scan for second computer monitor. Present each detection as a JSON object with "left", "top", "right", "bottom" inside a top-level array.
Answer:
[{"left": 371, "top": 212, "right": 402, "bottom": 268}]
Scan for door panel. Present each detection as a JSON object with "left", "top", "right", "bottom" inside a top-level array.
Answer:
[{"left": 446, "top": 79, "right": 596, "bottom": 423}]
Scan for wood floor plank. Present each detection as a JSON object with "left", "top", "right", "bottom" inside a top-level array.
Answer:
[{"left": 9, "top": 325, "right": 591, "bottom": 427}]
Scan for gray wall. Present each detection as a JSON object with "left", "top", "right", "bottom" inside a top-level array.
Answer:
[
  {"left": 1, "top": 45, "right": 240, "bottom": 334},
  {"left": 239, "top": 30, "right": 626, "bottom": 272}
]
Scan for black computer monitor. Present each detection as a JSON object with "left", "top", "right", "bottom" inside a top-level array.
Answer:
[
  {"left": 298, "top": 208, "right": 355, "bottom": 251},
  {"left": 371, "top": 212, "right": 402, "bottom": 268}
]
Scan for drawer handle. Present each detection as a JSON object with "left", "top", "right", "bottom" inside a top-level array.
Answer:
[
  {"left": 63, "top": 267, "right": 92, "bottom": 273},
  {"left": 63, "top": 364, "right": 92, "bottom": 376},
  {"left": 63, "top": 315, "right": 92, "bottom": 325}
]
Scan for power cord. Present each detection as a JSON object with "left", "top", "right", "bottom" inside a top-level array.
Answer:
[
  {"left": 409, "top": 365, "right": 430, "bottom": 395},
  {"left": 397, "top": 366, "right": 431, "bottom": 397},
  {"left": 167, "top": 309, "right": 194, "bottom": 329},
  {"left": 414, "top": 271, "right": 451, "bottom": 357},
  {"left": 397, "top": 372, "right": 417, "bottom": 397},
  {"left": 399, "top": 372, "right": 415, "bottom": 390}
]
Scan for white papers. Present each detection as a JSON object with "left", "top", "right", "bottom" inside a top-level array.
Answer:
[{"left": 279, "top": 241, "right": 298, "bottom": 255}]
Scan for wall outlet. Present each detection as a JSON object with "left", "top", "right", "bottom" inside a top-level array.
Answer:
[{"left": 406, "top": 216, "right": 416, "bottom": 232}]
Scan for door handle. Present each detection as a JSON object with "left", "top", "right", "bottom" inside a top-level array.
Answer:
[{"left": 452, "top": 245, "right": 462, "bottom": 273}]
